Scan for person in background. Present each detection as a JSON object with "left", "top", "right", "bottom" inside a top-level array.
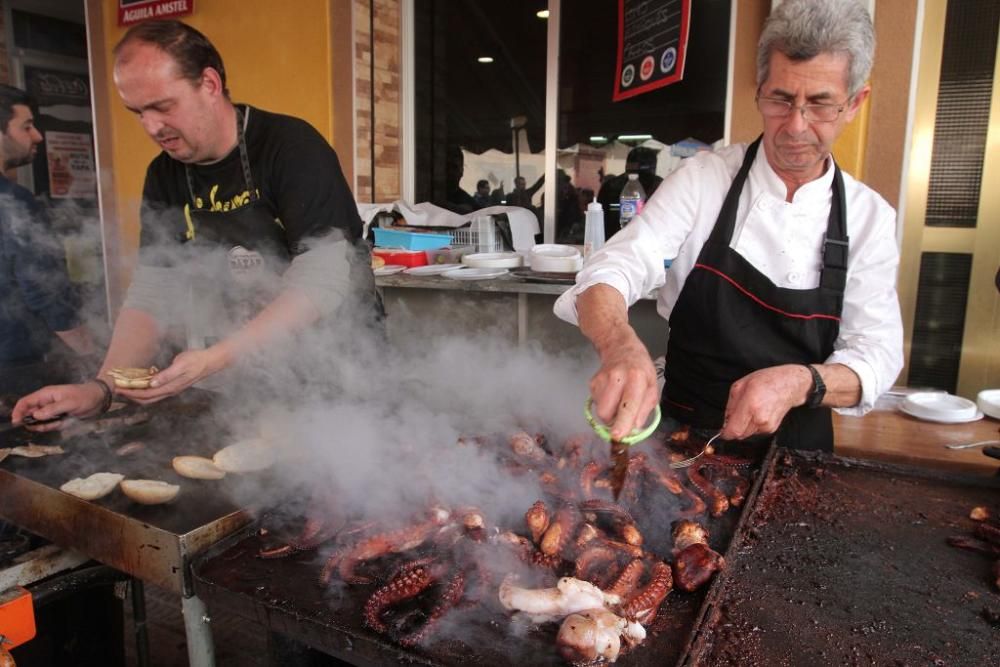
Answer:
[
  {"left": 507, "top": 174, "right": 544, "bottom": 210},
  {"left": 472, "top": 178, "right": 492, "bottom": 209},
  {"left": 0, "top": 84, "right": 95, "bottom": 391},
  {"left": 14, "top": 20, "right": 378, "bottom": 426},
  {"left": 444, "top": 145, "right": 476, "bottom": 213},
  {"left": 555, "top": 0, "right": 903, "bottom": 452},
  {"left": 597, "top": 146, "right": 663, "bottom": 239},
  {"left": 554, "top": 169, "right": 583, "bottom": 243}
]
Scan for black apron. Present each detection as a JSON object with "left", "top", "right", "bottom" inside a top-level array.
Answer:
[
  {"left": 661, "top": 137, "right": 849, "bottom": 451},
  {"left": 182, "top": 107, "right": 289, "bottom": 338}
]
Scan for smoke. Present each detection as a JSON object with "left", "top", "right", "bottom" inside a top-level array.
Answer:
[{"left": 0, "top": 189, "right": 111, "bottom": 382}]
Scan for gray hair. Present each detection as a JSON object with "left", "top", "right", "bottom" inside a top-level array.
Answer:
[{"left": 757, "top": 0, "right": 875, "bottom": 96}]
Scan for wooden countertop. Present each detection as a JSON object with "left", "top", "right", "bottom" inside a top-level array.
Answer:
[{"left": 834, "top": 408, "right": 1000, "bottom": 475}]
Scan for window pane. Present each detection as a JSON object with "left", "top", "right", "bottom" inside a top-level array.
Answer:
[
  {"left": 557, "top": 0, "right": 730, "bottom": 242},
  {"left": 414, "top": 0, "right": 548, "bottom": 221}
]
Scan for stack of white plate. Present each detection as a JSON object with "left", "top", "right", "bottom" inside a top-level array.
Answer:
[
  {"left": 529, "top": 244, "right": 582, "bottom": 273},
  {"left": 977, "top": 389, "right": 1000, "bottom": 419},
  {"left": 899, "top": 391, "right": 983, "bottom": 424},
  {"left": 462, "top": 252, "right": 522, "bottom": 269}
]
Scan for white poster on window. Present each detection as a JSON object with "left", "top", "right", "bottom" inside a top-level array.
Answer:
[{"left": 45, "top": 131, "right": 97, "bottom": 200}]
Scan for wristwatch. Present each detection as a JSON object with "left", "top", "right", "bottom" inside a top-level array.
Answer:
[{"left": 803, "top": 364, "right": 826, "bottom": 408}]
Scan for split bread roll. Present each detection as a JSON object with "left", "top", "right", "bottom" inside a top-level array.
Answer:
[
  {"left": 120, "top": 479, "right": 180, "bottom": 505},
  {"left": 10, "top": 444, "right": 64, "bottom": 458},
  {"left": 172, "top": 455, "right": 226, "bottom": 480},
  {"left": 212, "top": 438, "right": 275, "bottom": 473},
  {"left": 107, "top": 367, "right": 159, "bottom": 389},
  {"left": 61, "top": 472, "right": 125, "bottom": 500}
]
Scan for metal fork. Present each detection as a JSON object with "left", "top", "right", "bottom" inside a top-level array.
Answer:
[{"left": 670, "top": 432, "right": 720, "bottom": 469}]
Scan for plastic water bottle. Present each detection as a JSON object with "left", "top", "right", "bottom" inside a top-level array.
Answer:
[
  {"left": 619, "top": 173, "right": 646, "bottom": 229},
  {"left": 584, "top": 197, "right": 605, "bottom": 258}
]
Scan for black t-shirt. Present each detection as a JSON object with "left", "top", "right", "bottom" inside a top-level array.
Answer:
[{"left": 138, "top": 105, "right": 363, "bottom": 265}]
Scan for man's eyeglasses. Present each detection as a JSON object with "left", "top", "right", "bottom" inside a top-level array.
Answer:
[{"left": 756, "top": 95, "right": 849, "bottom": 123}]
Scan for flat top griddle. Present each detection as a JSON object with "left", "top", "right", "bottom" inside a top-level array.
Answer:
[
  {"left": 193, "top": 437, "right": 768, "bottom": 666},
  {"left": 0, "top": 393, "right": 253, "bottom": 592},
  {"left": 685, "top": 449, "right": 1000, "bottom": 667}
]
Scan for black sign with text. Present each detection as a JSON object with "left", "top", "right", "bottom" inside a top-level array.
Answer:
[{"left": 614, "top": 0, "right": 691, "bottom": 102}]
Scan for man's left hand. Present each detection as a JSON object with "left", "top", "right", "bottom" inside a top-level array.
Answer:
[
  {"left": 720, "top": 364, "right": 811, "bottom": 440},
  {"left": 115, "top": 348, "right": 227, "bottom": 404}
]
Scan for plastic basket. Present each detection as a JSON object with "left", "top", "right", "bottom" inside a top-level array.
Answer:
[
  {"left": 450, "top": 225, "right": 504, "bottom": 253},
  {"left": 373, "top": 228, "right": 452, "bottom": 251}
]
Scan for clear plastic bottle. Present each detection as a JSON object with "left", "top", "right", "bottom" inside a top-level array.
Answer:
[
  {"left": 619, "top": 173, "right": 646, "bottom": 229},
  {"left": 584, "top": 196, "right": 605, "bottom": 258}
]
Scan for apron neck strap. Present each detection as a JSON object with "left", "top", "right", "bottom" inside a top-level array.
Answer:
[
  {"left": 184, "top": 105, "right": 258, "bottom": 205},
  {"left": 709, "top": 136, "right": 761, "bottom": 245},
  {"left": 819, "top": 165, "right": 849, "bottom": 294}
]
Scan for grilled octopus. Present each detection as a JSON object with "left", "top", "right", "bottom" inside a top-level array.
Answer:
[{"left": 671, "top": 520, "right": 725, "bottom": 592}]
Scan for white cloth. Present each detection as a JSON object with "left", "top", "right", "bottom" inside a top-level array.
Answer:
[{"left": 554, "top": 143, "right": 904, "bottom": 416}]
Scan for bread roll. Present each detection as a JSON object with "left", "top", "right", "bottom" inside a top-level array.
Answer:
[
  {"left": 372, "top": 255, "right": 386, "bottom": 270},
  {"left": 120, "top": 479, "right": 180, "bottom": 505},
  {"left": 107, "top": 367, "right": 159, "bottom": 389},
  {"left": 213, "top": 439, "right": 275, "bottom": 473},
  {"left": 172, "top": 455, "right": 226, "bottom": 480},
  {"left": 61, "top": 472, "right": 125, "bottom": 500},
  {"left": 10, "top": 444, "right": 64, "bottom": 458}
]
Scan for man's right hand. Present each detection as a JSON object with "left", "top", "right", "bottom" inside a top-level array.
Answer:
[
  {"left": 590, "top": 333, "right": 659, "bottom": 441},
  {"left": 11, "top": 382, "right": 107, "bottom": 431}
]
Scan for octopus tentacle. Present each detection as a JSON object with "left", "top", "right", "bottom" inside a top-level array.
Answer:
[
  {"left": 574, "top": 545, "right": 618, "bottom": 583},
  {"left": 399, "top": 570, "right": 468, "bottom": 647},
  {"left": 525, "top": 500, "right": 551, "bottom": 545},
  {"left": 338, "top": 513, "right": 450, "bottom": 585},
  {"left": 579, "top": 500, "right": 644, "bottom": 547},
  {"left": 580, "top": 461, "right": 605, "bottom": 500},
  {"left": 604, "top": 558, "right": 646, "bottom": 601},
  {"left": 363, "top": 564, "right": 439, "bottom": 633},
  {"left": 258, "top": 544, "right": 295, "bottom": 559},
  {"left": 688, "top": 462, "right": 729, "bottom": 517},
  {"left": 540, "top": 503, "right": 581, "bottom": 557},
  {"left": 622, "top": 561, "right": 673, "bottom": 625}
]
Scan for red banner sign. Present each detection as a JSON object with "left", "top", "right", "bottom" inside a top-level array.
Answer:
[
  {"left": 119, "top": 0, "right": 194, "bottom": 27},
  {"left": 613, "top": 0, "right": 691, "bottom": 102}
]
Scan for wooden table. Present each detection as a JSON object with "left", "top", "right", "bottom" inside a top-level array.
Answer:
[{"left": 834, "top": 408, "right": 1000, "bottom": 474}]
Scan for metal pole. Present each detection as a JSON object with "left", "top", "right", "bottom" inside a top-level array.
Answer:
[
  {"left": 181, "top": 593, "right": 216, "bottom": 667},
  {"left": 130, "top": 579, "right": 150, "bottom": 667}
]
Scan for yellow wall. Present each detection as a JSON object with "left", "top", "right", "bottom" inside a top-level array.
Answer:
[{"left": 91, "top": 0, "right": 339, "bottom": 309}]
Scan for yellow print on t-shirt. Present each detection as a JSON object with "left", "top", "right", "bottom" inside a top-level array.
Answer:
[{"left": 193, "top": 184, "right": 261, "bottom": 212}]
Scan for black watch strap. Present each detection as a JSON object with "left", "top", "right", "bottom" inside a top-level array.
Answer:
[{"left": 804, "top": 364, "right": 826, "bottom": 408}]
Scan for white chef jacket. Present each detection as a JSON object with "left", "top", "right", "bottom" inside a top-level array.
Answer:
[{"left": 554, "top": 143, "right": 904, "bottom": 416}]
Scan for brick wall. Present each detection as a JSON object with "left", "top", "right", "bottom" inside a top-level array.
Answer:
[{"left": 354, "top": 0, "right": 401, "bottom": 203}]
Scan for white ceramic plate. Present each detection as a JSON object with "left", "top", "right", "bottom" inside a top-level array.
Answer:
[
  {"left": 403, "top": 263, "right": 463, "bottom": 276},
  {"left": 373, "top": 264, "right": 407, "bottom": 276},
  {"left": 977, "top": 389, "right": 1000, "bottom": 419},
  {"left": 900, "top": 391, "right": 983, "bottom": 423},
  {"left": 462, "top": 252, "right": 523, "bottom": 269},
  {"left": 443, "top": 267, "right": 509, "bottom": 281}
]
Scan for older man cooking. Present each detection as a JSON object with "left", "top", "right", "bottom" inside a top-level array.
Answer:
[
  {"left": 14, "top": 20, "right": 379, "bottom": 427},
  {"left": 555, "top": 0, "right": 903, "bottom": 451}
]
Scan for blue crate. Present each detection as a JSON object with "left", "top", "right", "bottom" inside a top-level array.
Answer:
[{"left": 373, "top": 228, "right": 452, "bottom": 251}]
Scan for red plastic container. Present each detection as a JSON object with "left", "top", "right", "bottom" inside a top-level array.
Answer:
[{"left": 372, "top": 248, "right": 428, "bottom": 268}]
